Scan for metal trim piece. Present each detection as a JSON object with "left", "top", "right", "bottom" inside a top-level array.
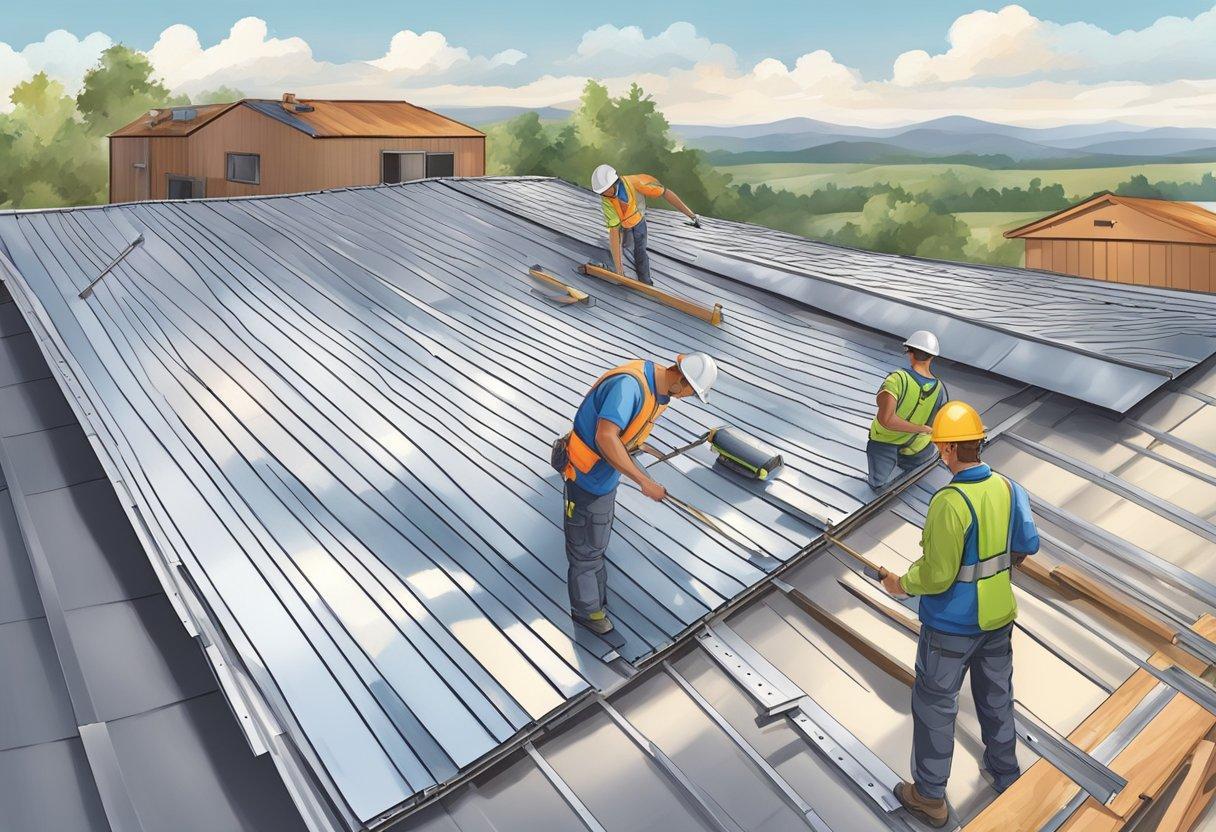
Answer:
[
  {"left": 698, "top": 624, "right": 903, "bottom": 814},
  {"left": 662, "top": 661, "right": 834, "bottom": 832},
  {"left": 1039, "top": 683, "right": 1176, "bottom": 832},
  {"left": 599, "top": 700, "right": 740, "bottom": 832},
  {"left": 1126, "top": 418, "right": 1216, "bottom": 470},
  {"left": 1004, "top": 432, "right": 1216, "bottom": 545},
  {"left": 523, "top": 742, "right": 608, "bottom": 832},
  {"left": 78, "top": 722, "right": 149, "bottom": 832},
  {"left": 78, "top": 234, "right": 144, "bottom": 299},
  {"left": 1011, "top": 704, "right": 1126, "bottom": 805}
]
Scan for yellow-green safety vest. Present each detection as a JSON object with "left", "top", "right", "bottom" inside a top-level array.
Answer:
[{"left": 869, "top": 370, "right": 945, "bottom": 456}]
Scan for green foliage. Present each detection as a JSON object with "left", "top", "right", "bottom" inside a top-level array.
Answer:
[
  {"left": 191, "top": 86, "right": 245, "bottom": 105},
  {"left": 1109, "top": 171, "right": 1216, "bottom": 200},
  {"left": 76, "top": 44, "right": 183, "bottom": 136},
  {"left": 825, "top": 193, "right": 971, "bottom": 259},
  {"left": 0, "top": 44, "right": 178, "bottom": 209}
]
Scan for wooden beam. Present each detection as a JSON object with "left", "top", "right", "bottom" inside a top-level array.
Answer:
[
  {"left": 837, "top": 576, "right": 920, "bottom": 635},
  {"left": 964, "top": 616, "right": 1216, "bottom": 832},
  {"left": 527, "top": 266, "right": 592, "bottom": 304},
  {"left": 579, "top": 262, "right": 723, "bottom": 325},
  {"left": 1050, "top": 564, "right": 1179, "bottom": 644},
  {"left": 780, "top": 583, "right": 916, "bottom": 687},
  {"left": 1157, "top": 740, "right": 1216, "bottom": 832}
]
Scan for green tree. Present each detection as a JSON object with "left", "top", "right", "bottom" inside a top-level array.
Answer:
[
  {"left": 827, "top": 193, "right": 971, "bottom": 259},
  {"left": 0, "top": 73, "right": 105, "bottom": 207},
  {"left": 76, "top": 44, "right": 183, "bottom": 137},
  {"left": 191, "top": 86, "right": 245, "bottom": 105}
]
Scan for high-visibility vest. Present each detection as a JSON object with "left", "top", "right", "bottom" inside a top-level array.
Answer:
[
  {"left": 935, "top": 474, "right": 1017, "bottom": 631},
  {"left": 869, "top": 370, "right": 945, "bottom": 456},
  {"left": 603, "top": 175, "right": 661, "bottom": 230},
  {"left": 565, "top": 360, "right": 668, "bottom": 481}
]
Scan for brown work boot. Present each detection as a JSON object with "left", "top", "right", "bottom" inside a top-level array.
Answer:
[
  {"left": 894, "top": 782, "right": 948, "bottom": 828},
  {"left": 573, "top": 610, "right": 615, "bottom": 635}
]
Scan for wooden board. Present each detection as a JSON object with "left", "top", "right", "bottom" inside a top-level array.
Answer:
[
  {"left": 1050, "top": 564, "right": 1178, "bottom": 644},
  {"left": 1158, "top": 741, "right": 1216, "bottom": 832},
  {"left": 580, "top": 262, "right": 723, "bottom": 325},
  {"left": 964, "top": 615, "right": 1216, "bottom": 832}
]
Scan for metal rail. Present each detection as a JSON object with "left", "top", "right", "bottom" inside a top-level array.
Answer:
[
  {"left": 697, "top": 624, "right": 904, "bottom": 814},
  {"left": 524, "top": 742, "right": 608, "bottom": 832},
  {"left": 662, "top": 661, "right": 835, "bottom": 832}
]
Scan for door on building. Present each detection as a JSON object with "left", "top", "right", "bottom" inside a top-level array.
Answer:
[{"left": 381, "top": 152, "right": 426, "bottom": 184}]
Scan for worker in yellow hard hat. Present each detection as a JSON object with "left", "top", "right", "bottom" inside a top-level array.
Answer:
[
  {"left": 867, "top": 330, "right": 948, "bottom": 491},
  {"left": 591, "top": 164, "right": 700, "bottom": 286},
  {"left": 880, "top": 401, "right": 1040, "bottom": 827}
]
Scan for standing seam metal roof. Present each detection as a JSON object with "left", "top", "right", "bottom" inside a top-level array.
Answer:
[
  {"left": 450, "top": 178, "right": 1216, "bottom": 411},
  {"left": 1, "top": 177, "right": 1210, "bottom": 828}
]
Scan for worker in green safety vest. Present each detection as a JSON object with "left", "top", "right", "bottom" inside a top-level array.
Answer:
[
  {"left": 880, "top": 401, "right": 1040, "bottom": 827},
  {"left": 867, "top": 329, "right": 948, "bottom": 490}
]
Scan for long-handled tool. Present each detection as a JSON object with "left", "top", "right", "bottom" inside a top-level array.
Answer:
[
  {"left": 528, "top": 264, "right": 594, "bottom": 306},
  {"left": 643, "top": 427, "right": 785, "bottom": 481},
  {"left": 825, "top": 533, "right": 891, "bottom": 583}
]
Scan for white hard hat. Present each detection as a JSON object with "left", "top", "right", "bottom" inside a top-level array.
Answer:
[
  {"left": 903, "top": 330, "right": 940, "bottom": 357},
  {"left": 591, "top": 164, "right": 618, "bottom": 194},
  {"left": 677, "top": 353, "right": 718, "bottom": 403}
]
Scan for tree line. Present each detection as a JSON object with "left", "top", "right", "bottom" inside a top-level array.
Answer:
[{"left": 0, "top": 45, "right": 238, "bottom": 208}]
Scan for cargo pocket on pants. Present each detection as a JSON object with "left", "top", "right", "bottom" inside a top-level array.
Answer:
[{"left": 585, "top": 497, "right": 616, "bottom": 556}]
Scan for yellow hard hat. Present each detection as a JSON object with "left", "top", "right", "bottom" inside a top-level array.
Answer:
[{"left": 931, "top": 401, "right": 986, "bottom": 443}]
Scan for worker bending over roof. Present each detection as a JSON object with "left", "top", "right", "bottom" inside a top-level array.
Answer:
[
  {"left": 591, "top": 164, "right": 700, "bottom": 286},
  {"left": 553, "top": 353, "right": 718, "bottom": 634},
  {"left": 868, "top": 330, "right": 948, "bottom": 490},
  {"left": 881, "top": 402, "right": 1040, "bottom": 827}
]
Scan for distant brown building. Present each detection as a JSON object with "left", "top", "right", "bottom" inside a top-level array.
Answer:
[
  {"left": 1005, "top": 193, "right": 1216, "bottom": 293},
  {"left": 108, "top": 94, "right": 485, "bottom": 203}
]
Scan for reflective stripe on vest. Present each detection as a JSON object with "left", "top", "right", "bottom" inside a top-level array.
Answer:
[
  {"left": 606, "top": 177, "right": 647, "bottom": 229},
  {"left": 869, "top": 370, "right": 943, "bottom": 455},
  {"left": 939, "top": 474, "right": 1017, "bottom": 630},
  {"left": 564, "top": 361, "right": 668, "bottom": 480}
]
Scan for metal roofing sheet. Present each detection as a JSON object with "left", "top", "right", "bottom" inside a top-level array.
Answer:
[
  {"left": 387, "top": 378, "right": 1216, "bottom": 832},
  {"left": 0, "top": 179, "right": 1026, "bottom": 824},
  {"left": 450, "top": 178, "right": 1216, "bottom": 412},
  {"left": 0, "top": 289, "right": 305, "bottom": 832}
]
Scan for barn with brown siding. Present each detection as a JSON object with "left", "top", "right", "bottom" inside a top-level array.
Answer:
[
  {"left": 1004, "top": 192, "right": 1216, "bottom": 293},
  {"left": 108, "top": 94, "right": 485, "bottom": 203}
]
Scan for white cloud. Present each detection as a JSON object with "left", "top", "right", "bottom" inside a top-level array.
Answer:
[
  {"left": 562, "top": 22, "right": 735, "bottom": 74},
  {"left": 892, "top": 4, "right": 1216, "bottom": 87},
  {"left": 7, "top": 11, "right": 1216, "bottom": 126},
  {"left": 0, "top": 29, "right": 111, "bottom": 109}
]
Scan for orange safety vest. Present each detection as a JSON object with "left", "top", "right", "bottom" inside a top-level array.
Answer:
[
  {"left": 564, "top": 360, "right": 668, "bottom": 481},
  {"left": 604, "top": 175, "right": 664, "bottom": 230}
]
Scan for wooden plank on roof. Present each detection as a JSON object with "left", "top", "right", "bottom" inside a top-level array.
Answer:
[
  {"left": 579, "top": 262, "right": 723, "bottom": 325},
  {"left": 1157, "top": 740, "right": 1216, "bottom": 832},
  {"left": 963, "top": 615, "right": 1216, "bottom": 832}
]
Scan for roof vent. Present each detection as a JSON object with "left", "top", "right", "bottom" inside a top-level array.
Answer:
[
  {"left": 280, "top": 92, "right": 314, "bottom": 113},
  {"left": 146, "top": 109, "right": 172, "bottom": 127},
  {"left": 171, "top": 107, "right": 198, "bottom": 122}
]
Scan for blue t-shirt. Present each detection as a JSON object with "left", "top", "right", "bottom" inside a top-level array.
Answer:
[{"left": 571, "top": 362, "right": 667, "bottom": 495}]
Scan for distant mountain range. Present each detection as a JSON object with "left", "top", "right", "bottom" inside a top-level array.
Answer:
[
  {"left": 449, "top": 107, "right": 1216, "bottom": 167},
  {"left": 672, "top": 115, "right": 1216, "bottom": 166}
]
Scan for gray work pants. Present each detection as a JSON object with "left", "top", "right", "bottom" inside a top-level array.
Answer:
[
  {"left": 563, "top": 480, "right": 616, "bottom": 617},
  {"left": 912, "top": 624, "right": 1019, "bottom": 799},
  {"left": 620, "top": 220, "right": 652, "bottom": 284},
  {"left": 866, "top": 439, "right": 937, "bottom": 490}
]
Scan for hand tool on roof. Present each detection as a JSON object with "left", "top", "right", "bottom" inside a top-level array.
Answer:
[
  {"left": 826, "top": 533, "right": 892, "bottom": 583},
  {"left": 775, "top": 577, "right": 1129, "bottom": 807},
  {"left": 527, "top": 265, "right": 594, "bottom": 305},
  {"left": 579, "top": 261, "right": 724, "bottom": 326},
  {"left": 662, "top": 492, "right": 779, "bottom": 569},
  {"left": 642, "top": 426, "right": 784, "bottom": 481},
  {"left": 79, "top": 233, "right": 144, "bottom": 299}
]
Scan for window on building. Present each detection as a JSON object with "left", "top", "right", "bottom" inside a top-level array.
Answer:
[
  {"left": 381, "top": 151, "right": 426, "bottom": 184},
  {"left": 167, "top": 175, "right": 205, "bottom": 200},
  {"left": 425, "top": 153, "right": 455, "bottom": 178},
  {"left": 226, "top": 153, "right": 261, "bottom": 184}
]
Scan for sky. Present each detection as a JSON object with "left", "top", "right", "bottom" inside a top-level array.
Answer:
[{"left": 5, "top": 2, "right": 1216, "bottom": 126}]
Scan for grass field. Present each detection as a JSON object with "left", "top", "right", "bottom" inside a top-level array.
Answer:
[{"left": 717, "top": 161, "right": 1216, "bottom": 200}]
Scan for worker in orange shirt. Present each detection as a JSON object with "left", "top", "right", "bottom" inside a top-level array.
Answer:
[{"left": 591, "top": 164, "right": 700, "bottom": 285}]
